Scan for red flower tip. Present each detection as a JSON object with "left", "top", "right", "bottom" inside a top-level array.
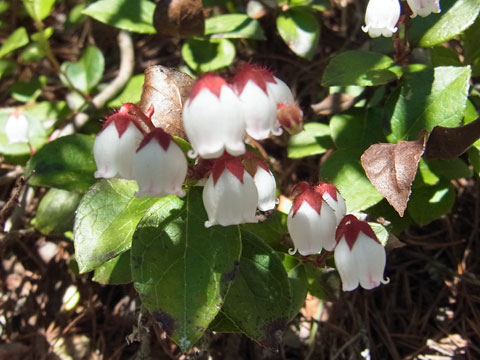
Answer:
[
  {"left": 101, "top": 109, "right": 142, "bottom": 137},
  {"left": 315, "top": 182, "right": 338, "bottom": 201},
  {"left": 335, "top": 215, "right": 379, "bottom": 250},
  {"left": 291, "top": 182, "right": 323, "bottom": 216},
  {"left": 188, "top": 73, "right": 229, "bottom": 101},
  {"left": 211, "top": 153, "right": 245, "bottom": 185},
  {"left": 233, "top": 64, "right": 276, "bottom": 95},
  {"left": 137, "top": 128, "right": 173, "bottom": 152}
]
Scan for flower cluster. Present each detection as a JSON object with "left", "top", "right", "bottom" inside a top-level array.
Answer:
[
  {"left": 362, "top": 0, "right": 440, "bottom": 38},
  {"left": 287, "top": 182, "right": 388, "bottom": 291}
]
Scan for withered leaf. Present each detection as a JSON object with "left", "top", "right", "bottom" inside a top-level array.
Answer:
[
  {"left": 424, "top": 117, "right": 480, "bottom": 159},
  {"left": 361, "top": 136, "right": 426, "bottom": 217},
  {"left": 153, "top": 0, "right": 205, "bottom": 38},
  {"left": 311, "top": 93, "right": 356, "bottom": 116},
  {"left": 138, "top": 65, "right": 195, "bottom": 139}
]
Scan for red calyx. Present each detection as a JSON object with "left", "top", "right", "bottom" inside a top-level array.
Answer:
[
  {"left": 244, "top": 151, "right": 270, "bottom": 173},
  {"left": 291, "top": 182, "right": 324, "bottom": 216},
  {"left": 136, "top": 128, "right": 172, "bottom": 152},
  {"left": 233, "top": 64, "right": 276, "bottom": 95},
  {"left": 188, "top": 73, "right": 228, "bottom": 101},
  {"left": 101, "top": 112, "right": 141, "bottom": 137},
  {"left": 211, "top": 153, "right": 245, "bottom": 185},
  {"left": 335, "top": 214, "right": 380, "bottom": 250},
  {"left": 315, "top": 182, "right": 338, "bottom": 201}
]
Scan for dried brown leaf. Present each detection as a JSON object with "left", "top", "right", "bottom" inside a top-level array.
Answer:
[
  {"left": 311, "top": 93, "right": 356, "bottom": 115},
  {"left": 153, "top": 0, "right": 205, "bottom": 38},
  {"left": 137, "top": 65, "right": 195, "bottom": 139},
  {"left": 361, "top": 136, "right": 426, "bottom": 217}
]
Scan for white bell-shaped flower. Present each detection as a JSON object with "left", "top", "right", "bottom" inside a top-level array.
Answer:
[
  {"left": 315, "top": 183, "right": 347, "bottom": 224},
  {"left": 202, "top": 154, "right": 258, "bottom": 227},
  {"left": 5, "top": 110, "right": 29, "bottom": 144},
  {"left": 182, "top": 74, "right": 246, "bottom": 159},
  {"left": 362, "top": 0, "right": 401, "bottom": 38},
  {"left": 287, "top": 182, "right": 338, "bottom": 255},
  {"left": 244, "top": 152, "right": 276, "bottom": 211},
  {"left": 233, "top": 65, "right": 279, "bottom": 140},
  {"left": 93, "top": 107, "right": 144, "bottom": 179},
  {"left": 407, "top": 0, "right": 440, "bottom": 17},
  {"left": 266, "top": 76, "right": 295, "bottom": 107},
  {"left": 334, "top": 215, "right": 390, "bottom": 291},
  {"left": 133, "top": 128, "right": 187, "bottom": 198}
]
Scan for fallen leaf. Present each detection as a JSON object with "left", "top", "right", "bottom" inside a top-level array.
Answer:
[
  {"left": 361, "top": 136, "right": 426, "bottom": 217},
  {"left": 137, "top": 65, "right": 195, "bottom": 139},
  {"left": 424, "top": 117, "right": 480, "bottom": 159},
  {"left": 153, "top": 0, "right": 205, "bottom": 38},
  {"left": 311, "top": 93, "right": 356, "bottom": 115}
]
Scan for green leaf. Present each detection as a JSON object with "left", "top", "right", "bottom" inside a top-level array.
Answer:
[
  {"left": 22, "top": 0, "right": 56, "bottom": 21},
  {"left": 205, "top": 14, "right": 266, "bottom": 40},
  {"left": 10, "top": 76, "right": 47, "bottom": 103},
  {"left": 304, "top": 263, "right": 340, "bottom": 301},
  {"left": 408, "top": 182, "right": 456, "bottom": 226},
  {"left": 277, "top": 0, "right": 330, "bottom": 11},
  {"left": 276, "top": 7, "right": 320, "bottom": 59},
  {"left": 329, "top": 108, "right": 386, "bottom": 150},
  {"left": 83, "top": 0, "right": 156, "bottom": 34},
  {"left": 287, "top": 122, "right": 333, "bottom": 158},
  {"left": 209, "top": 311, "right": 242, "bottom": 333},
  {"left": 220, "top": 231, "right": 291, "bottom": 350},
  {"left": 60, "top": 46, "right": 105, "bottom": 94},
  {"left": 0, "top": 27, "right": 29, "bottom": 58},
  {"left": 25, "top": 134, "right": 96, "bottom": 192},
  {"left": 21, "top": 42, "right": 47, "bottom": 62},
  {"left": 408, "top": 0, "right": 480, "bottom": 48},
  {"left": 468, "top": 147, "right": 480, "bottom": 174},
  {"left": 322, "top": 51, "right": 399, "bottom": 87},
  {"left": 182, "top": 38, "right": 235, "bottom": 73},
  {"left": 320, "top": 149, "right": 383, "bottom": 212},
  {"left": 132, "top": 187, "right": 242, "bottom": 351},
  {"left": 427, "top": 158, "right": 473, "bottom": 180},
  {"left": 107, "top": 74, "right": 145, "bottom": 108},
  {"left": 74, "top": 179, "right": 164, "bottom": 273},
  {"left": 429, "top": 46, "right": 462, "bottom": 67},
  {"left": 92, "top": 250, "right": 132, "bottom": 285},
  {"left": 463, "top": 16, "right": 480, "bottom": 76},
  {"left": 241, "top": 211, "right": 288, "bottom": 250},
  {"left": 0, "top": 59, "right": 16, "bottom": 79},
  {"left": 278, "top": 253, "right": 308, "bottom": 320},
  {"left": 35, "top": 188, "right": 82, "bottom": 234},
  {"left": 390, "top": 66, "right": 471, "bottom": 141},
  {"left": 366, "top": 199, "right": 413, "bottom": 235}
]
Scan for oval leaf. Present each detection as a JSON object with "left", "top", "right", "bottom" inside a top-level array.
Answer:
[
  {"left": 92, "top": 250, "right": 133, "bottom": 285},
  {"left": 22, "top": 0, "right": 56, "bottom": 21},
  {"left": 0, "top": 27, "right": 29, "bottom": 58},
  {"left": 287, "top": 122, "right": 333, "bottom": 158},
  {"left": 182, "top": 37, "right": 236, "bottom": 73},
  {"left": 205, "top": 14, "right": 265, "bottom": 39},
  {"left": 408, "top": 182, "right": 456, "bottom": 226}
]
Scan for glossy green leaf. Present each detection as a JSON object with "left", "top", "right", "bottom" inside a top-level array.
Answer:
[
  {"left": 21, "top": 42, "right": 47, "bottom": 62},
  {"left": 22, "top": 0, "right": 56, "bottom": 21},
  {"left": 209, "top": 311, "right": 242, "bottom": 333},
  {"left": 60, "top": 46, "right": 105, "bottom": 93},
  {"left": 304, "top": 263, "right": 340, "bottom": 301},
  {"left": 182, "top": 38, "right": 235, "bottom": 73},
  {"left": 220, "top": 231, "right": 291, "bottom": 350},
  {"left": 35, "top": 188, "right": 82, "bottom": 234},
  {"left": 463, "top": 16, "right": 480, "bottom": 76},
  {"left": 132, "top": 187, "right": 242, "bottom": 351},
  {"left": 320, "top": 149, "right": 383, "bottom": 212},
  {"left": 278, "top": 253, "right": 308, "bottom": 320},
  {"left": 408, "top": 0, "right": 480, "bottom": 48},
  {"left": 322, "top": 51, "right": 399, "bottom": 87},
  {"left": 429, "top": 46, "right": 462, "bottom": 67},
  {"left": 427, "top": 158, "right": 473, "bottom": 180},
  {"left": 468, "top": 147, "right": 480, "bottom": 175},
  {"left": 10, "top": 76, "right": 47, "bottom": 103},
  {"left": 0, "top": 59, "right": 16, "bottom": 79},
  {"left": 241, "top": 211, "right": 288, "bottom": 250},
  {"left": 107, "top": 74, "right": 145, "bottom": 108},
  {"left": 408, "top": 182, "right": 456, "bottom": 226},
  {"left": 287, "top": 122, "right": 333, "bottom": 158},
  {"left": 205, "top": 14, "right": 265, "bottom": 39},
  {"left": 92, "top": 250, "right": 132, "bottom": 285},
  {"left": 83, "top": 0, "right": 156, "bottom": 34},
  {"left": 74, "top": 179, "right": 163, "bottom": 273},
  {"left": 0, "top": 27, "right": 29, "bottom": 58},
  {"left": 277, "top": 0, "right": 330, "bottom": 11},
  {"left": 276, "top": 7, "right": 320, "bottom": 59},
  {"left": 366, "top": 199, "right": 413, "bottom": 235},
  {"left": 390, "top": 66, "right": 471, "bottom": 141},
  {"left": 25, "top": 134, "right": 96, "bottom": 192}
]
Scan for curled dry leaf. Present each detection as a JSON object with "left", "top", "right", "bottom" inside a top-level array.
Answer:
[
  {"left": 361, "top": 135, "right": 427, "bottom": 217},
  {"left": 153, "top": 0, "right": 205, "bottom": 38},
  {"left": 424, "top": 117, "right": 480, "bottom": 159},
  {"left": 311, "top": 93, "right": 356, "bottom": 116},
  {"left": 137, "top": 65, "right": 195, "bottom": 139}
]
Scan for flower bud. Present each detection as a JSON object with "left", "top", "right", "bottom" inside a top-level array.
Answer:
[
  {"left": 334, "top": 215, "right": 389, "bottom": 291},
  {"left": 133, "top": 128, "right": 187, "bottom": 198},
  {"left": 277, "top": 104, "right": 303, "bottom": 135},
  {"left": 362, "top": 0, "right": 401, "bottom": 38},
  {"left": 93, "top": 105, "right": 145, "bottom": 179},
  {"left": 5, "top": 110, "right": 29, "bottom": 144},
  {"left": 315, "top": 182, "right": 346, "bottom": 224},
  {"left": 233, "top": 64, "right": 280, "bottom": 140},
  {"left": 202, "top": 154, "right": 258, "bottom": 227},
  {"left": 182, "top": 74, "right": 246, "bottom": 159},
  {"left": 287, "top": 182, "right": 338, "bottom": 255},
  {"left": 407, "top": 0, "right": 440, "bottom": 18}
]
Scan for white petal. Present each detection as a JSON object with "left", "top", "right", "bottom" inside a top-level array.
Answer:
[
  {"left": 239, "top": 81, "right": 278, "bottom": 140},
  {"left": 363, "top": 0, "right": 400, "bottom": 38},
  {"left": 183, "top": 87, "right": 245, "bottom": 159},
  {"left": 254, "top": 167, "right": 276, "bottom": 211},
  {"left": 322, "top": 191, "right": 347, "bottom": 225},
  {"left": 351, "top": 233, "right": 388, "bottom": 290},
  {"left": 5, "top": 112, "right": 29, "bottom": 143},
  {"left": 202, "top": 171, "right": 258, "bottom": 227},
  {"left": 334, "top": 238, "right": 360, "bottom": 291},
  {"left": 407, "top": 0, "right": 441, "bottom": 17},
  {"left": 133, "top": 141, "right": 187, "bottom": 198},
  {"left": 93, "top": 123, "right": 143, "bottom": 179},
  {"left": 266, "top": 77, "right": 294, "bottom": 106}
]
